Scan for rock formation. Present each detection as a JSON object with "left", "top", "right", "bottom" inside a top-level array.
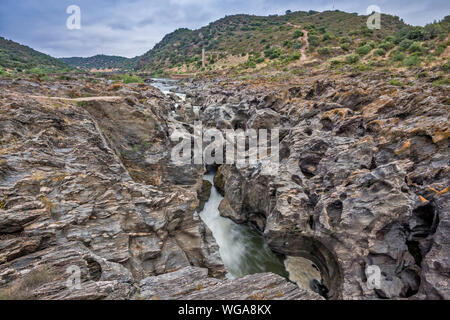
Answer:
[{"left": 0, "top": 70, "right": 448, "bottom": 300}]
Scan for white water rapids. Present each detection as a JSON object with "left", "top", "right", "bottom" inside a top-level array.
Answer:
[
  {"left": 150, "top": 78, "right": 323, "bottom": 289},
  {"left": 199, "top": 173, "right": 288, "bottom": 279}
]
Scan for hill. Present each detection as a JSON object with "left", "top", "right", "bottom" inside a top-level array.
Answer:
[
  {"left": 60, "top": 54, "right": 138, "bottom": 71},
  {"left": 0, "top": 36, "right": 70, "bottom": 75},
  {"left": 135, "top": 10, "right": 449, "bottom": 77}
]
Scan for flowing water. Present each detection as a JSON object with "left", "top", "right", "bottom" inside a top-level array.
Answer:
[
  {"left": 199, "top": 173, "right": 288, "bottom": 279},
  {"left": 151, "top": 78, "right": 290, "bottom": 280}
]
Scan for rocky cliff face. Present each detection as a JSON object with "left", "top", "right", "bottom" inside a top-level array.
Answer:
[
  {"left": 0, "top": 71, "right": 448, "bottom": 300},
  {"left": 182, "top": 71, "right": 449, "bottom": 300},
  {"left": 0, "top": 79, "right": 225, "bottom": 299}
]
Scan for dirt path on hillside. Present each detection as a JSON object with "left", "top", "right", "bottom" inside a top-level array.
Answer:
[
  {"left": 286, "top": 23, "right": 310, "bottom": 64},
  {"left": 300, "top": 29, "right": 309, "bottom": 62},
  {"left": 28, "top": 95, "right": 124, "bottom": 102}
]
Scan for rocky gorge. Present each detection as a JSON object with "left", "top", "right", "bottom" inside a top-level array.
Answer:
[{"left": 0, "top": 70, "right": 448, "bottom": 300}]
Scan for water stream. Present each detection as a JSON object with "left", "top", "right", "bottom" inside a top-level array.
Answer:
[
  {"left": 150, "top": 78, "right": 290, "bottom": 281},
  {"left": 199, "top": 172, "right": 288, "bottom": 279}
]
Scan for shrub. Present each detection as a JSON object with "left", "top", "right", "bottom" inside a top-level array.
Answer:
[
  {"left": 293, "top": 30, "right": 304, "bottom": 38},
  {"left": 120, "top": 74, "right": 144, "bottom": 84},
  {"left": 379, "top": 41, "right": 395, "bottom": 51},
  {"left": 30, "top": 67, "right": 47, "bottom": 77},
  {"left": 417, "top": 72, "right": 428, "bottom": 79},
  {"left": 293, "top": 41, "right": 303, "bottom": 49},
  {"left": 356, "top": 45, "right": 372, "bottom": 56},
  {"left": 367, "top": 41, "right": 377, "bottom": 49},
  {"left": 434, "top": 44, "right": 447, "bottom": 56},
  {"left": 404, "top": 55, "right": 421, "bottom": 67},
  {"left": 442, "top": 61, "right": 450, "bottom": 73},
  {"left": 374, "top": 48, "right": 387, "bottom": 57},
  {"left": 345, "top": 54, "right": 360, "bottom": 64},
  {"left": 392, "top": 51, "right": 406, "bottom": 62},
  {"left": 318, "top": 47, "right": 330, "bottom": 55},
  {"left": 290, "top": 53, "right": 301, "bottom": 60},
  {"left": 408, "top": 41, "right": 423, "bottom": 54},
  {"left": 389, "top": 79, "right": 403, "bottom": 86},
  {"left": 341, "top": 43, "right": 350, "bottom": 52},
  {"left": 264, "top": 47, "right": 282, "bottom": 59},
  {"left": 330, "top": 59, "right": 343, "bottom": 67},
  {"left": 322, "top": 33, "right": 333, "bottom": 41},
  {"left": 399, "top": 39, "right": 413, "bottom": 51},
  {"left": 308, "top": 35, "right": 320, "bottom": 47},
  {"left": 432, "top": 78, "right": 450, "bottom": 87},
  {"left": 0, "top": 66, "right": 5, "bottom": 76},
  {"left": 283, "top": 40, "right": 292, "bottom": 48}
]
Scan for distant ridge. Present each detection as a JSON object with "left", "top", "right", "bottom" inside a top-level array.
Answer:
[
  {"left": 0, "top": 36, "right": 70, "bottom": 72},
  {"left": 60, "top": 54, "right": 139, "bottom": 71}
]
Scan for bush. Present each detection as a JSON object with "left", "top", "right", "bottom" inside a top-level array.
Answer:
[
  {"left": 293, "top": 41, "right": 303, "bottom": 49},
  {"left": 389, "top": 79, "right": 403, "bottom": 86},
  {"left": 404, "top": 55, "right": 421, "bottom": 67},
  {"left": 374, "top": 48, "right": 387, "bottom": 57},
  {"left": 367, "top": 41, "right": 377, "bottom": 49},
  {"left": 318, "top": 47, "right": 331, "bottom": 55},
  {"left": 392, "top": 51, "right": 406, "bottom": 62},
  {"left": 290, "top": 53, "right": 301, "bottom": 60},
  {"left": 408, "top": 41, "right": 423, "bottom": 54},
  {"left": 345, "top": 54, "right": 360, "bottom": 64},
  {"left": 264, "top": 47, "right": 282, "bottom": 59},
  {"left": 283, "top": 40, "right": 292, "bottom": 48},
  {"left": 0, "top": 66, "right": 5, "bottom": 75},
  {"left": 356, "top": 45, "right": 372, "bottom": 56},
  {"left": 120, "top": 74, "right": 144, "bottom": 84},
  {"left": 330, "top": 59, "right": 343, "bottom": 67},
  {"left": 379, "top": 41, "right": 395, "bottom": 51},
  {"left": 432, "top": 78, "right": 450, "bottom": 87},
  {"left": 434, "top": 44, "right": 447, "bottom": 56},
  {"left": 293, "top": 30, "right": 304, "bottom": 38},
  {"left": 308, "top": 35, "right": 320, "bottom": 47},
  {"left": 341, "top": 43, "right": 350, "bottom": 52},
  {"left": 442, "top": 61, "right": 450, "bottom": 73},
  {"left": 30, "top": 67, "right": 47, "bottom": 77},
  {"left": 322, "top": 33, "right": 333, "bottom": 41},
  {"left": 399, "top": 39, "right": 413, "bottom": 51}
]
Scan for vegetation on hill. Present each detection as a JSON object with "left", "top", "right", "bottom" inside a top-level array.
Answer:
[
  {"left": 134, "top": 10, "right": 449, "bottom": 77},
  {"left": 60, "top": 55, "right": 138, "bottom": 71},
  {"left": 0, "top": 36, "right": 70, "bottom": 76}
]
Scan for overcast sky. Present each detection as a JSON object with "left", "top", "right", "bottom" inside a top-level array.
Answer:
[{"left": 0, "top": 0, "right": 448, "bottom": 58}]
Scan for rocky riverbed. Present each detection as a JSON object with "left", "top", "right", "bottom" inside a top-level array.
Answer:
[{"left": 0, "top": 71, "right": 448, "bottom": 300}]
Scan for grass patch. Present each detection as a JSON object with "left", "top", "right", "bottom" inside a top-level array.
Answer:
[
  {"left": 389, "top": 79, "right": 403, "bottom": 86},
  {"left": 432, "top": 78, "right": 450, "bottom": 87},
  {"left": 120, "top": 74, "right": 144, "bottom": 84},
  {"left": 0, "top": 267, "right": 54, "bottom": 300}
]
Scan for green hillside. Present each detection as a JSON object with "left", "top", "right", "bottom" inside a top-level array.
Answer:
[
  {"left": 0, "top": 36, "right": 70, "bottom": 75},
  {"left": 135, "top": 10, "right": 449, "bottom": 76},
  {"left": 60, "top": 55, "right": 138, "bottom": 71}
]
